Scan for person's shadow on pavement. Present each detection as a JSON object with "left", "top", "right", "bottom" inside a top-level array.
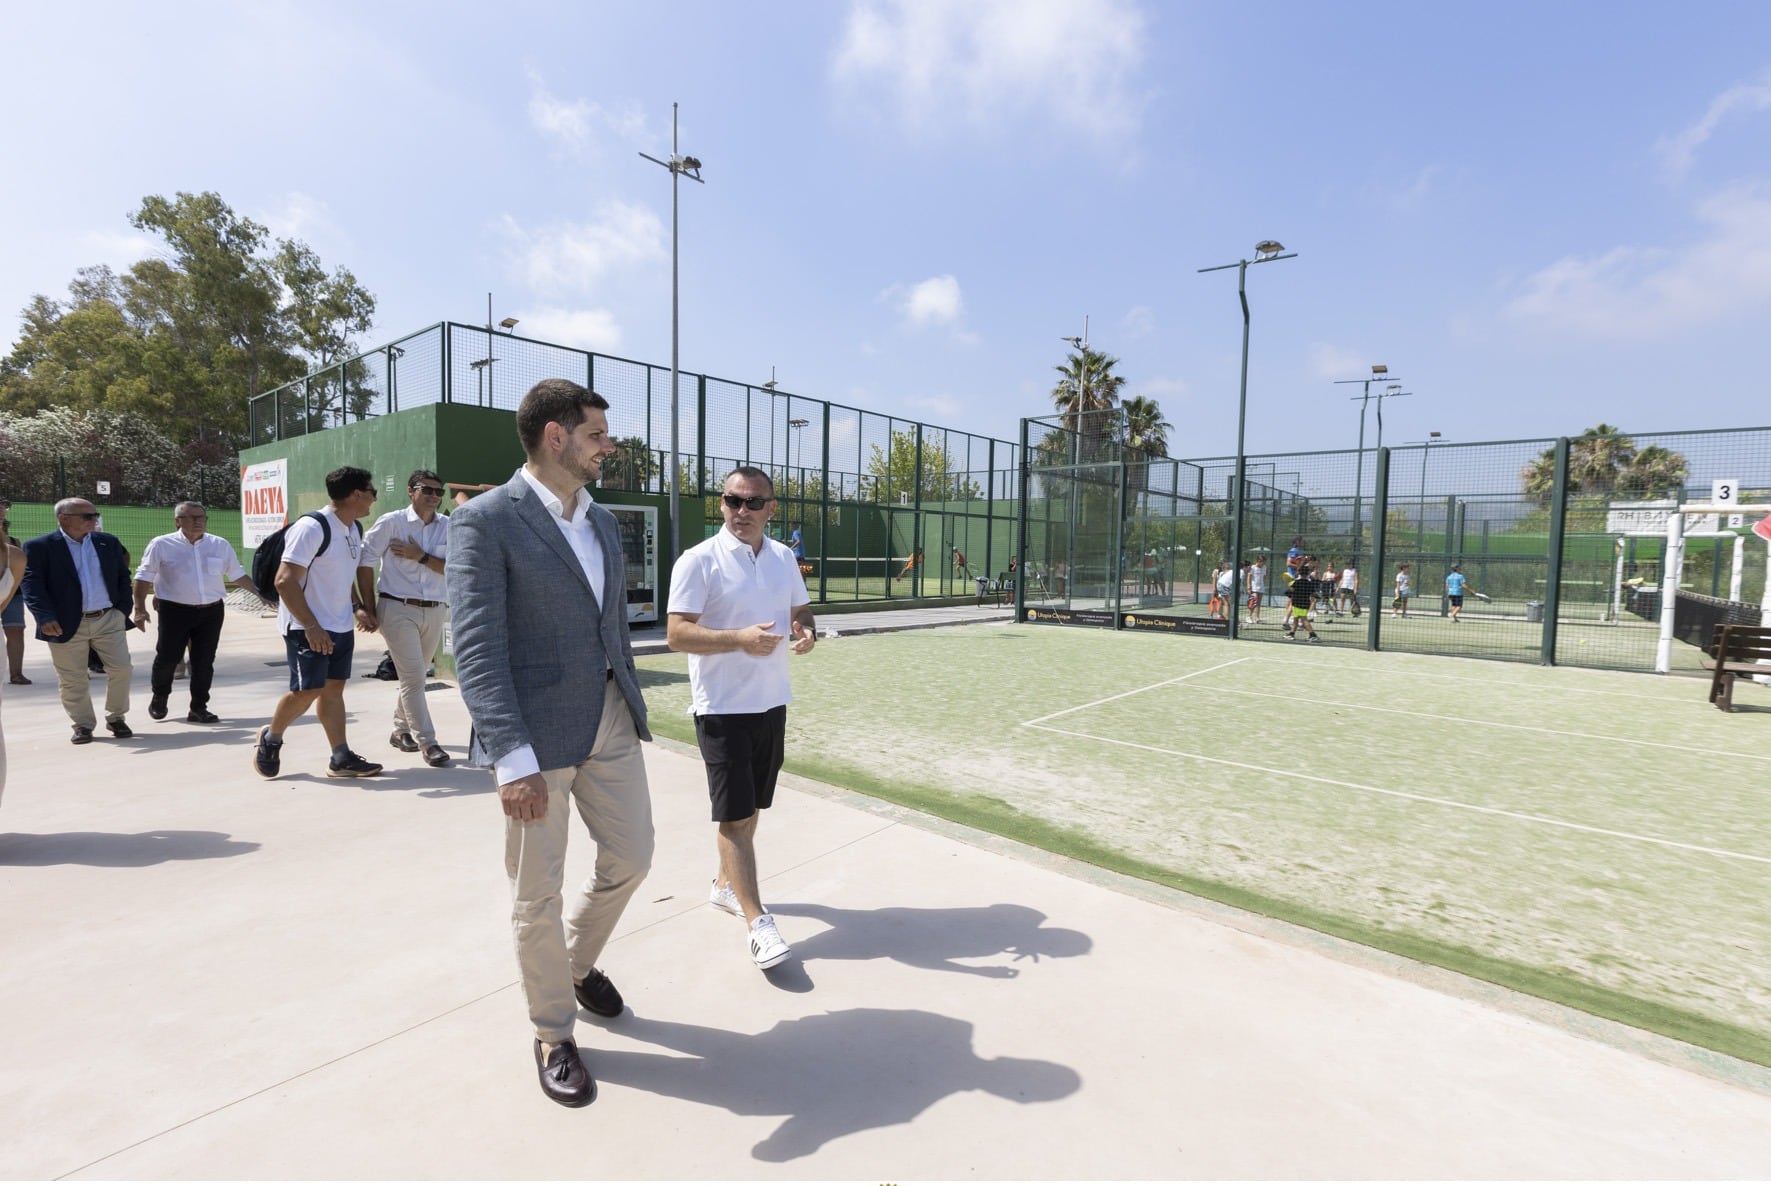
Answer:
[
  {"left": 594, "top": 1009, "right": 1079, "bottom": 1162},
  {"left": 0, "top": 830, "right": 260, "bottom": 866},
  {"left": 765, "top": 902, "right": 1091, "bottom": 978}
]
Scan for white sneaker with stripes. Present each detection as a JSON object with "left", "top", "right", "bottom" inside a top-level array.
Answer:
[{"left": 747, "top": 913, "right": 792, "bottom": 970}]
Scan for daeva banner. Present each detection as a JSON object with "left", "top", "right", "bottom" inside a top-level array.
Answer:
[{"left": 241, "top": 458, "right": 288, "bottom": 546}]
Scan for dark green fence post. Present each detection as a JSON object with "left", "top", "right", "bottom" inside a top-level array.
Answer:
[
  {"left": 1113, "top": 457, "right": 1129, "bottom": 628},
  {"left": 911, "top": 423, "right": 924, "bottom": 600},
  {"left": 695, "top": 374, "right": 708, "bottom": 497},
  {"left": 819, "top": 402, "right": 831, "bottom": 605},
  {"left": 1016, "top": 419, "right": 1030, "bottom": 621},
  {"left": 1367, "top": 447, "right": 1390, "bottom": 651},
  {"left": 1541, "top": 437, "right": 1571, "bottom": 664}
]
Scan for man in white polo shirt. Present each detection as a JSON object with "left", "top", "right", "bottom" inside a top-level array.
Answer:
[
  {"left": 131, "top": 501, "right": 263, "bottom": 724},
  {"left": 667, "top": 465, "right": 815, "bottom": 971},
  {"left": 361, "top": 468, "right": 452, "bottom": 767}
]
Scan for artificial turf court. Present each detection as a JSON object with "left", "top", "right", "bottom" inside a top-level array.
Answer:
[{"left": 635, "top": 622, "right": 1771, "bottom": 1068}]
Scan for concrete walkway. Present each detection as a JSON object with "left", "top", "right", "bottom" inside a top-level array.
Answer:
[{"left": 3, "top": 610, "right": 1770, "bottom": 1179}]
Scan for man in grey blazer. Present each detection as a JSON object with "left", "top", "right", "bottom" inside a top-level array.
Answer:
[{"left": 447, "top": 378, "right": 654, "bottom": 1109}]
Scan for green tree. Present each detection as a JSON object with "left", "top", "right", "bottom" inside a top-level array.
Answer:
[
  {"left": 1050, "top": 346, "right": 1125, "bottom": 462},
  {"left": 1521, "top": 425, "right": 1690, "bottom": 505},
  {"left": 0, "top": 190, "right": 376, "bottom": 457},
  {"left": 864, "top": 428, "right": 982, "bottom": 503},
  {"left": 600, "top": 436, "right": 660, "bottom": 492},
  {"left": 1120, "top": 395, "right": 1171, "bottom": 459}
]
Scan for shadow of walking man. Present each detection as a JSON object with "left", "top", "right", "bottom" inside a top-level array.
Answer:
[
  {"left": 594, "top": 1009, "right": 1079, "bottom": 1162},
  {"left": 765, "top": 901, "right": 1091, "bottom": 978}
]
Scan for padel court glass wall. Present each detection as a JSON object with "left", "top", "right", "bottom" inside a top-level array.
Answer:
[
  {"left": 248, "top": 321, "right": 1021, "bottom": 606},
  {"left": 1021, "top": 414, "right": 1771, "bottom": 675}
]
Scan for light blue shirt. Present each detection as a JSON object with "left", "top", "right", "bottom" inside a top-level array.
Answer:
[
  {"left": 61, "top": 529, "right": 112, "bottom": 612},
  {"left": 1445, "top": 571, "right": 1467, "bottom": 596}
]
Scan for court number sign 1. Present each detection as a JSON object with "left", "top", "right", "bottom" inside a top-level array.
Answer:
[{"left": 1714, "top": 479, "right": 1742, "bottom": 528}]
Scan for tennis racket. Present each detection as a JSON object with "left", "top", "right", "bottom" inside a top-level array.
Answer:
[{"left": 1472, "top": 591, "right": 1492, "bottom": 603}]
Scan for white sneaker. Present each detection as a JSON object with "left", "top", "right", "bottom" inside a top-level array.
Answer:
[
  {"left": 709, "top": 879, "right": 745, "bottom": 918},
  {"left": 748, "top": 913, "right": 792, "bottom": 969}
]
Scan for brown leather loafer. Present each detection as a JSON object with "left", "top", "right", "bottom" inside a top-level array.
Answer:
[
  {"left": 71, "top": 725, "right": 95, "bottom": 745},
  {"left": 422, "top": 744, "right": 450, "bottom": 767},
  {"left": 534, "top": 1039, "right": 595, "bottom": 1107}
]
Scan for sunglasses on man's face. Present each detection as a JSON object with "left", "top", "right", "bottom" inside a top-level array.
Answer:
[
  {"left": 411, "top": 485, "right": 445, "bottom": 497},
  {"left": 721, "top": 494, "right": 771, "bottom": 511}
]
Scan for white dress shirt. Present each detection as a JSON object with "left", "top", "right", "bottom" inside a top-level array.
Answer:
[
  {"left": 135, "top": 531, "right": 246, "bottom": 605},
  {"left": 361, "top": 506, "right": 451, "bottom": 602},
  {"left": 494, "top": 467, "right": 610, "bottom": 786},
  {"left": 62, "top": 530, "right": 112, "bottom": 612},
  {"left": 667, "top": 527, "right": 809, "bottom": 715}
]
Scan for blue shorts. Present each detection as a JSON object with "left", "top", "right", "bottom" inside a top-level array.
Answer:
[
  {"left": 1, "top": 595, "right": 23, "bottom": 628},
  {"left": 285, "top": 629, "right": 355, "bottom": 691}
]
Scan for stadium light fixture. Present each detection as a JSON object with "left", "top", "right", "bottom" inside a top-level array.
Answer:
[
  {"left": 640, "top": 101, "right": 707, "bottom": 565},
  {"left": 498, "top": 317, "right": 519, "bottom": 332},
  {"left": 788, "top": 417, "right": 810, "bottom": 484},
  {"left": 1198, "top": 240, "right": 1299, "bottom": 640}
]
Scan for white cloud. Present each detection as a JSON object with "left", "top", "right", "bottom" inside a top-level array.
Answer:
[
  {"left": 1308, "top": 343, "right": 1372, "bottom": 380},
  {"left": 77, "top": 229, "right": 160, "bottom": 269},
  {"left": 1122, "top": 305, "right": 1155, "bottom": 338},
  {"left": 1656, "top": 69, "right": 1771, "bottom": 176},
  {"left": 1505, "top": 184, "right": 1771, "bottom": 337},
  {"left": 501, "top": 202, "right": 666, "bottom": 295},
  {"left": 525, "top": 70, "right": 649, "bottom": 157},
  {"left": 259, "top": 192, "right": 338, "bottom": 245},
  {"left": 884, "top": 274, "right": 975, "bottom": 341},
  {"left": 515, "top": 305, "right": 623, "bottom": 352},
  {"left": 832, "top": 0, "right": 1149, "bottom": 141},
  {"left": 908, "top": 393, "right": 964, "bottom": 419},
  {"left": 1138, "top": 375, "right": 1188, "bottom": 401}
]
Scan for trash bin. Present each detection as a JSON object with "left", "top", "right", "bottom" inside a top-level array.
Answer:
[{"left": 1525, "top": 599, "right": 1543, "bottom": 623}]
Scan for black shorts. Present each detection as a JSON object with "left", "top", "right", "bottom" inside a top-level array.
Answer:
[
  {"left": 1448, "top": 594, "right": 1464, "bottom": 607},
  {"left": 694, "top": 706, "right": 787, "bottom": 822}
]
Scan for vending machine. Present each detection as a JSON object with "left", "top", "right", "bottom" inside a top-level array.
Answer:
[{"left": 601, "top": 503, "right": 659, "bottom": 625}]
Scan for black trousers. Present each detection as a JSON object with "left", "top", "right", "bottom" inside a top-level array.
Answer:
[{"left": 152, "top": 601, "right": 226, "bottom": 709}]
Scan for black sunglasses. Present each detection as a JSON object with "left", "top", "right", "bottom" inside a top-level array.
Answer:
[
  {"left": 721, "top": 494, "right": 771, "bottom": 511},
  {"left": 411, "top": 485, "right": 445, "bottom": 497}
]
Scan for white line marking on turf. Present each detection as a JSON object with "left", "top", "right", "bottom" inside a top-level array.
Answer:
[
  {"left": 1242, "top": 654, "right": 1697, "bottom": 704},
  {"left": 1026, "top": 724, "right": 1771, "bottom": 866},
  {"left": 1020, "top": 656, "right": 1254, "bottom": 728},
  {"left": 1168, "top": 684, "right": 1767, "bottom": 762}
]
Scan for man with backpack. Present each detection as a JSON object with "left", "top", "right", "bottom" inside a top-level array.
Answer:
[{"left": 251, "top": 466, "right": 384, "bottom": 779}]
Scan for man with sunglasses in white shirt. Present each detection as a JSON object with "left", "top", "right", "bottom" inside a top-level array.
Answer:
[
  {"left": 361, "top": 469, "right": 452, "bottom": 767},
  {"left": 668, "top": 466, "right": 815, "bottom": 972}
]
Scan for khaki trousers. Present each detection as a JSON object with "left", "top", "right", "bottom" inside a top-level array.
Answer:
[
  {"left": 47, "top": 609, "right": 133, "bottom": 729},
  {"left": 378, "top": 596, "right": 446, "bottom": 745},
  {"left": 505, "top": 678, "right": 654, "bottom": 1042}
]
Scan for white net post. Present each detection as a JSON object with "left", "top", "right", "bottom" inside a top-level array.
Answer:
[{"left": 1655, "top": 511, "right": 1684, "bottom": 673}]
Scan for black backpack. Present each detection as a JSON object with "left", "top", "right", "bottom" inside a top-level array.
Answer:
[{"left": 251, "top": 512, "right": 333, "bottom": 608}]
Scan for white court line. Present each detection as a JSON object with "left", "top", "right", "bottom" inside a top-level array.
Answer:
[
  {"left": 1020, "top": 656, "right": 1254, "bottom": 728},
  {"left": 1168, "top": 683, "right": 1768, "bottom": 763},
  {"left": 1026, "top": 723, "right": 1771, "bottom": 866}
]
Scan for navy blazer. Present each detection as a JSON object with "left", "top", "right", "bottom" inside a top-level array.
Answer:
[{"left": 20, "top": 530, "right": 133, "bottom": 643}]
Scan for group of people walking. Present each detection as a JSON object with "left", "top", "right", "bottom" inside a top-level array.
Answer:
[{"left": 5, "top": 377, "right": 816, "bottom": 1111}]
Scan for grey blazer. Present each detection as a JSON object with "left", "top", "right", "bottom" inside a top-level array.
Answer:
[{"left": 446, "top": 472, "right": 651, "bottom": 772}]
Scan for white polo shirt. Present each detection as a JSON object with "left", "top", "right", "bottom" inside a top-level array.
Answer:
[
  {"left": 275, "top": 508, "right": 363, "bottom": 635},
  {"left": 362, "top": 505, "right": 450, "bottom": 602},
  {"left": 135, "top": 531, "right": 245, "bottom": 605},
  {"left": 668, "top": 526, "right": 810, "bottom": 715}
]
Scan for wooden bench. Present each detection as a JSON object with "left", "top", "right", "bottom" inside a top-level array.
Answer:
[{"left": 1702, "top": 623, "right": 1771, "bottom": 711}]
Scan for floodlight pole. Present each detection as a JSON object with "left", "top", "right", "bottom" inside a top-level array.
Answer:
[
  {"left": 1333, "top": 368, "right": 1403, "bottom": 566},
  {"left": 1199, "top": 244, "right": 1297, "bottom": 640},
  {"left": 640, "top": 103, "right": 705, "bottom": 565}
]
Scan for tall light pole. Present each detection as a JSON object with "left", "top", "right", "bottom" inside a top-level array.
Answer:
[
  {"left": 1199, "top": 240, "right": 1298, "bottom": 639},
  {"left": 640, "top": 102, "right": 704, "bottom": 564},
  {"left": 1333, "top": 365, "right": 1402, "bottom": 564},
  {"left": 788, "top": 417, "right": 809, "bottom": 490},
  {"left": 1058, "top": 319, "right": 1090, "bottom": 604},
  {"left": 1412, "top": 431, "right": 1445, "bottom": 551}
]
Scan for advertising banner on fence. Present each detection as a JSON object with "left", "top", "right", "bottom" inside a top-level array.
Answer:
[{"left": 240, "top": 458, "right": 289, "bottom": 546}]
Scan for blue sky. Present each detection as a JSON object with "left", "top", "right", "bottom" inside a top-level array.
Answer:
[{"left": 4, "top": 0, "right": 1770, "bottom": 458}]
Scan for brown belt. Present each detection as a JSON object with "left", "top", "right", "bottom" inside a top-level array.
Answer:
[
  {"left": 381, "top": 594, "right": 444, "bottom": 608},
  {"left": 83, "top": 609, "right": 110, "bottom": 618}
]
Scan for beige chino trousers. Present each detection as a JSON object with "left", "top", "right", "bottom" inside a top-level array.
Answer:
[
  {"left": 505, "top": 678, "right": 654, "bottom": 1043},
  {"left": 378, "top": 596, "right": 446, "bottom": 745},
  {"left": 47, "top": 608, "right": 133, "bottom": 729}
]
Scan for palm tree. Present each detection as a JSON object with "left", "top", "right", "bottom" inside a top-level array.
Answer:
[
  {"left": 1120, "top": 395, "right": 1171, "bottom": 459},
  {"left": 1519, "top": 424, "right": 1687, "bottom": 505},
  {"left": 1050, "top": 346, "right": 1125, "bottom": 461}
]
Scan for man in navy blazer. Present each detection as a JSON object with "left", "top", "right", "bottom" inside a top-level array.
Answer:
[
  {"left": 21, "top": 497, "right": 140, "bottom": 743},
  {"left": 447, "top": 378, "right": 654, "bottom": 1109}
]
